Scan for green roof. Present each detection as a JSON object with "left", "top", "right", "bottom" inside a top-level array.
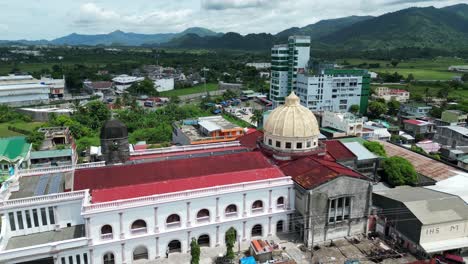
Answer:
[
  {"left": 457, "top": 155, "right": 468, "bottom": 163},
  {"left": 30, "top": 149, "right": 72, "bottom": 160},
  {"left": 338, "top": 137, "right": 368, "bottom": 145},
  {"left": 0, "top": 136, "right": 31, "bottom": 163}
]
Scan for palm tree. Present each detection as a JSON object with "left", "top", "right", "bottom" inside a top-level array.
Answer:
[{"left": 250, "top": 109, "right": 263, "bottom": 127}]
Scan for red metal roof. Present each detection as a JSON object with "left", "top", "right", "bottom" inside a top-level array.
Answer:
[
  {"left": 279, "top": 156, "right": 364, "bottom": 189},
  {"left": 238, "top": 130, "right": 263, "bottom": 149},
  {"left": 323, "top": 140, "right": 356, "bottom": 161},
  {"left": 404, "top": 119, "right": 425, "bottom": 126},
  {"left": 92, "top": 167, "right": 284, "bottom": 202},
  {"left": 74, "top": 151, "right": 276, "bottom": 192}
]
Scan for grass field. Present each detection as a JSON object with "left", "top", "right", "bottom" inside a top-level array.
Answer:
[
  {"left": 340, "top": 57, "right": 467, "bottom": 80},
  {"left": 0, "top": 122, "right": 44, "bottom": 138},
  {"left": 160, "top": 83, "right": 218, "bottom": 97}
]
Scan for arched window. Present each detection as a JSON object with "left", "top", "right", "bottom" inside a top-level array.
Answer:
[
  {"left": 131, "top": 219, "right": 147, "bottom": 234},
  {"left": 101, "top": 225, "right": 113, "bottom": 239},
  {"left": 276, "top": 220, "right": 284, "bottom": 233},
  {"left": 166, "top": 214, "right": 181, "bottom": 228},
  {"left": 277, "top": 197, "right": 285, "bottom": 208},
  {"left": 252, "top": 200, "right": 263, "bottom": 213},
  {"left": 251, "top": 224, "right": 263, "bottom": 237},
  {"left": 198, "top": 234, "right": 210, "bottom": 247},
  {"left": 168, "top": 240, "right": 182, "bottom": 253},
  {"left": 225, "top": 204, "right": 237, "bottom": 217},
  {"left": 103, "top": 252, "right": 115, "bottom": 264},
  {"left": 196, "top": 209, "right": 210, "bottom": 222},
  {"left": 133, "top": 245, "right": 148, "bottom": 260}
]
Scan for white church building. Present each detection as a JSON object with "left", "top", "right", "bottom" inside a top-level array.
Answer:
[{"left": 0, "top": 93, "right": 371, "bottom": 264}]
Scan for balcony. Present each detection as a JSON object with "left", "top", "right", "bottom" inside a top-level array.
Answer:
[
  {"left": 166, "top": 222, "right": 181, "bottom": 229},
  {"left": 224, "top": 212, "right": 238, "bottom": 218},
  {"left": 100, "top": 233, "right": 113, "bottom": 240},
  {"left": 196, "top": 216, "right": 210, "bottom": 223},
  {"left": 276, "top": 204, "right": 285, "bottom": 210},
  {"left": 130, "top": 227, "right": 147, "bottom": 235},
  {"left": 251, "top": 207, "right": 264, "bottom": 214}
]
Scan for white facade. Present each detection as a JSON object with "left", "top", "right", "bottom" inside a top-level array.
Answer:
[
  {"left": 153, "top": 78, "right": 174, "bottom": 92},
  {"left": 0, "top": 165, "right": 294, "bottom": 264},
  {"left": 373, "top": 87, "right": 409, "bottom": 102},
  {"left": 295, "top": 73, "right": 363, "bottom": 112},
  {"left": 112, "top": 75, "right": 145, "bottom": 92},
  {"left": 321, "top": 111, "right": 363, "bottom": 136},
  {"left": 270, "top": 36, "right": 311, "bottom": 107}
]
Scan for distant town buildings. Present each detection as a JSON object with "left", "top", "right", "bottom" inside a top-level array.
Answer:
[
  {"left": 112, "top": 74, "right": 144, "bottom": 92},
  {"left": 433, "top": 126, "right": 468, "bottom": 148},
  {"left": 321, "top": 111, "right": 363, "bottom": 137},
  {"left": 400, "top": 103, "right": 432, "bottom": 118},
  {"left": 373, "top": 87, "right": 410, "bottom": 102},
  {"left": 0, "top": 74, "right": 65, "bottom": 106},
  {"left": 440, "top": 110, "right": 467, "bottom": 126},
  {"left": 245, "top": 62, "right": 271, "bottom": 70},
  {"left": 269, "top": 36, "right": 370, "bottom": 114},
  {"left": 448, "top": 65, "right": 468, "bottom": 72},
  {"left": 403, "top": 119, "right": 435, "bottom": 137},
  {"left": 0, "top": 137, "right": 31, "bottom": 174},
  {"left": 172, "top": 116, "right": 245, "bottom": 145}
]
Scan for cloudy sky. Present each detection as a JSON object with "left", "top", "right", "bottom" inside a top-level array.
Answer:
[{"left": 0, "top": 0, "right": 466, "bottom": 40}]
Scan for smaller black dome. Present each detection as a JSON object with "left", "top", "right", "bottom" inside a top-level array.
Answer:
[{"left": 100, "top": 119, "right": 128, "bottom": 139}]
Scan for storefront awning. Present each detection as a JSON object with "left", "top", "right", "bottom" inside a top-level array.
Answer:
[{"left": 420, "top": 237, "right": 468, "bottom": 253}]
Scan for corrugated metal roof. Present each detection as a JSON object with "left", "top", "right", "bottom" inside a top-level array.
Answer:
[
  {"left": 30, "top": 149, "right": 72, "bottom": 159},
  {"left": 0, "top": 136, "right": 30, "bottom": 162},
  {"left": 74, "top": 151, "right": 276, "bottom": 192},
  {"left": 342, "top": 142, "right": 378, "bottom": 161},
  {"left": 198, "top": 120, "right": 222, "bottom": 132},
  {"left": 323, "top": 140, "right": 356, "bottom": 161},
  {"left": 375, "top": 186, "right": 468, "bottom": 225},
  {"left": 279, "top": 156, "right": 364, "bottom": 190}
]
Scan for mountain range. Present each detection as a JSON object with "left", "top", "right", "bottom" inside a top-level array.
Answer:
[{"left": 2, "top": 4, "right": 468, "bottom": 51}]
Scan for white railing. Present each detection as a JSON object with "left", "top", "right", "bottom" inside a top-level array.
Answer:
[
  {"left": 224, "top": 212, "right": 238, "bottom": 218},
  {"left": 0, "top": 190, "right": 87, "bottom": 210},
  {"left": 251, "top": 207, "right": 264, "bottom": 214},
  {"left": 130, "top": 141, "right": 241, "bottom": 156},
  {"left": 196, "top": 216, "right": 210, "bottom": 223},
  {"left": 100, "top": 233, "right": 113, "bottom": 240},
  {"left": 18, "top": 161, "right": 105, "bottom": 177},
  {"left": 82, "top": 176, "right": 293, "bottom": 214},
  {"left": 166, "top": 222, "right": 181, "bottom": 229},
  {"left": 277, "top": 204, "right": 285, "bottom": 209},
  {"left": 130, "top": 227, "right": 147, "bottom": 235}
]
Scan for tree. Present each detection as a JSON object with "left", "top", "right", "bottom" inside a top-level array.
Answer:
[
  {"left": 225, "top": 227, "right": 237, "bottom": 260},
  {"left": 462, "top": 73, "right": 468, "bottom": 82},
  {"left": 382, "top": 156, "right": 418, "bottom": 186},
  {"left": 406, "top": 73, "right": 414, "bottom": 82},
  {"left": 169, "top": 95, "right": 181, "bottom": 105},
  {"left": 387, "top": 99, "right": 401, "bottom": 115},
  {"left": 114, "top": 97, "right": 122, "bottom": 109},
  {"left": 367, "top": 101, "right": 388, "bottom": 119},
  {"left": 127, "top": 78, "right": 158, "bottom": 96},
  {"left": 390, "top": 59, "right": 400, "bottom": 68},
  {"left": 250, "top": 109, "right": 263, "bottom": 127},
  {"left": 349, "top": 104, "right": 360, "bottom": 114},
  {"left": 190, "top": 238, "right": 200, "bottom": 264},
  {"left": 363, "top": 141, "right": 387, "bottom": 157}
]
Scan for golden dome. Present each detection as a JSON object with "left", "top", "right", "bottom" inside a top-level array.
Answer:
[{"left": 264, "top": 92, "right": 320, "bottom": 138}]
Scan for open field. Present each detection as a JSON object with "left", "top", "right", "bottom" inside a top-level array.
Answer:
[
  {"left": 340, "top": 57, "right": 467, "bottom": 80},
  {"left": 0, "top": 122, "right": 44, "bottom": 138},
  {"left": 160, "top": 83, "right": 218, "bottom": 97}
]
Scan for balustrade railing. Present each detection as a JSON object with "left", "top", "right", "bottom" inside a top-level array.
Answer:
[
  {"left": 130, "top": 227, "right": 147, "bottom": 235},
  {"left": 131, "top": 141, "right": 241, "bottom": 156},
  {"left": 1, "top": 190, "right": 86, "bottom": 209},
  {"left": 82, "top": 177, "right": 292, "bottom": 214},
  {"left": 166, "top": 222, "right": 181, "bottom": 229}
]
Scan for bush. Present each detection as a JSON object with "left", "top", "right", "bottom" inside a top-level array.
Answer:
[
  {"left": 363, "top": 141, "right": 387, "bottom": 157},
  {"left": 382, "top": 156, "right": 418, "bottom": 186}
]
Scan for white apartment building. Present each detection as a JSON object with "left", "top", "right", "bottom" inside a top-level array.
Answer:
[
  {"left": 373, "top": 87, "right": 410, "bottom": 102},
  {"left": 295, "top": 70, "right": 368, "bottom": 113},
  {"left": 112, "top": 75, "right": 145, "bottom": 92},
  {"left": 0, "top": 74, "right": 65, "bottom": 106},
  {"left": 321, "top": 111, "right": 364, "bottom": 136},
  {"left": 153, "top": 78, "right": 174, "bottom": 92},
  {"left": 270, "top": 36, "right": 311, "bottom": 107}
]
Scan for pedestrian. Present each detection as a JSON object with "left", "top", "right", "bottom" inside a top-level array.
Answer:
[{"left": 166, "top": 248, "right": 169, "bottom": 258}]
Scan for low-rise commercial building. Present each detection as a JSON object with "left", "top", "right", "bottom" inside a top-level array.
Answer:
[
  {"left": 433, "top": 126, "right": 468, "bottom": 148},
  {"left": 440, "top": 110, "right": 467, "bottom": 126},
  {"left": 373, "top": 187, "right": 468, "bottom": 256},
  {"left": 373, "top": 87, "right": 410, "bottom": 102},
  {"left": 172, "top": 116, "right": 245, "bottom": 145},
  {"left": 0, "top": 137, "right": 31, "bottom": 175},
  {"left": 400, "top": 103, "right": 432, "bottom": 118},
  {"left": 321, "top": 111, "right": 363, "bottom": 137},
  {"left": 403, "top": 119, "right": 435, "bottom": 137}
]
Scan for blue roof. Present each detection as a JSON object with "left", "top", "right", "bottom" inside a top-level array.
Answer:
[{"left": 240, "top": 256, "right": 256, "bottom": 264}]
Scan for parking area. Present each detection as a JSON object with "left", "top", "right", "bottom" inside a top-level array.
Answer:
[{"left": 143, "top": 233, "right": 418, "bottom": 264}]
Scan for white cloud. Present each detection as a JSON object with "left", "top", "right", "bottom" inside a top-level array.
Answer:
[
  {"left": 201, "top": 0, "right": 273, "bottom": 10},
  {"left": 72, "top": 2, "right": 194, "bottom": 32}
]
